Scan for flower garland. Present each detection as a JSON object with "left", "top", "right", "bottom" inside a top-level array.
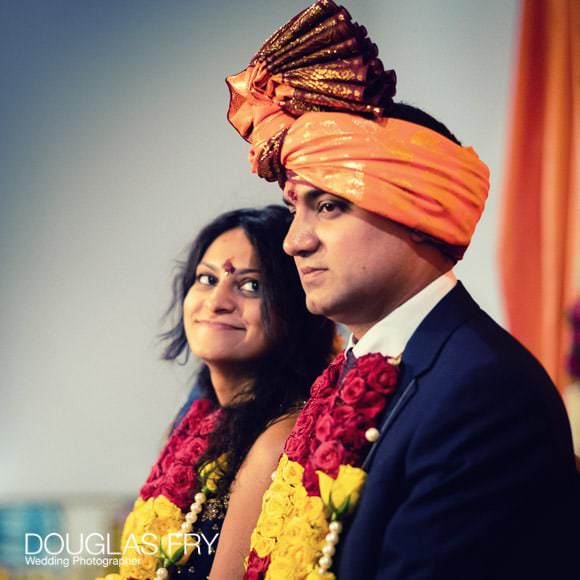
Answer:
[
  {"left": 245, "top": 352, "right": 400, "bottom": 579},
  {"left": 97, "top": 398, "right": 224, "bottom": 580}
]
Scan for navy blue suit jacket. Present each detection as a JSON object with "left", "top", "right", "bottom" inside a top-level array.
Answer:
[{"left": 336, "top": 283, "right": 578, "bottom": 579}]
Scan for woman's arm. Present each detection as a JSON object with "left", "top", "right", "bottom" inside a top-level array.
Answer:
[{"left": 208, "top": 413, "right": 297, "bottom": 579}]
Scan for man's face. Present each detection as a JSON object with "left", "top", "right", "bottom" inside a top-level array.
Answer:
[{"left": 283, "top": 173, "right": 421, "bottom": 337}]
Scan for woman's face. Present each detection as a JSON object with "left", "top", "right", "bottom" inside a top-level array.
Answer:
[{"left": 183, "top": 227, "right": 269, "bottom": 366}]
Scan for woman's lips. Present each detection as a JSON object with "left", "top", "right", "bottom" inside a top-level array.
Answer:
[{"left": 195, "top": 320, "right": 245, "bottom": 331}]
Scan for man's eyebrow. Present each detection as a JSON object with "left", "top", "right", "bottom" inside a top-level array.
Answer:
[{"left": 282, "top": 188, "right": 328, "bottom": 206}]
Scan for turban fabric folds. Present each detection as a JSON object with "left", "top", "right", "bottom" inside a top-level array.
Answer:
[
  {"left": 278, "top": 113, "right": 489, "bottom": 256},
  {"left": 226, "top": 0, "right": 490, "bottom": 259}
]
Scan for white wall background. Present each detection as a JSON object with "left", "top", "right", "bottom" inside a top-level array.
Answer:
[{"left": 0, "top": 0, "right": 519, "bottom": 499}]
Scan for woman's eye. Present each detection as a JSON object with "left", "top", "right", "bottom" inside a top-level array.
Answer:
[
  {"left": 240, "top": 279, "right": 260, "bottom": 294},
  {"left": 196, "top": 273, "right": 217, "bottom": 286}
]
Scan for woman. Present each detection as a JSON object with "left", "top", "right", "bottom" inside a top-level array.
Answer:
[{"left": 99, "top": 206, "right": 336, "bottom": 580}]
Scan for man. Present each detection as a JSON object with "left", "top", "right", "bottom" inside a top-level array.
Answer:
[{"left": 227, "top": 1, "right": 578, "bottom": 578}]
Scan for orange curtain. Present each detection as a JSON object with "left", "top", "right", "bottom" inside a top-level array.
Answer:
[{"left": 500, "top": 0, "right": 579, "bottom": 391}]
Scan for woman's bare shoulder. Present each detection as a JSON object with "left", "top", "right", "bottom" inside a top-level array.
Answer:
[{"left": 243, "top": 411, "right": 299, "bottom": 464}]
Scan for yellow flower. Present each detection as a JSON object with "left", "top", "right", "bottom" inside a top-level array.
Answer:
[
  {"left": 265, "top": 554, "right": 298, "bottom": 580},
  {"left": 317, "top": 465, "right": 367, "bottom": 516},
  {"left": 276, "top": 453, "right": 290, "bottom": 473},
  {"left": 252, "top": 532, "right": 276, "bottom": 558},
  {"left": 263, "top": 492, "right": 291, "bottom": 519},
  {"left": 199, "top": 454, "right": 227, "bottom": 493},
  {"left": 292, "top": 543, "right": 320, "bottom": 577},
  {"left": 114, "top": 494, "right": 189, "bottom": 579},
  {"left": 95, "top": 575, "right": 121, "bottom": 580},
  {"left": 121, "top": 551, "right": 157, "bottom": 579},
  {"left": 263, "top": 480, "right": 291, "bottom": 503},
  {"left": 290, "top": 479, "right": 308, "bottom": 504},
  {"left": 133, "top": 498, "right": 156, "bottom": 530},
  {"left": 299, "top": 495, "right": 326, "bottom": 528},
  {"left": 153, "top": 495, "right": 183, "bottom": 522},
  {"left": 306, "top": 570, "right": 335, "bottom": 580},
  {"left": 259, "top": 514, "right": 284, "bottom": 538},
  {"left": 279, "top": 518, "right": 308, "bottom": 547},
  {"left": 281, "top": 458, "right": 304, "bottom": 486}
]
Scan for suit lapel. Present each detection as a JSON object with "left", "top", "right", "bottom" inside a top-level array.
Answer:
[{"left": 362, "top": 283, "right": 482, "bottom": 469}]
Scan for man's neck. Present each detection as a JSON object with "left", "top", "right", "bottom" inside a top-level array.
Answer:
[
  {"left": 348, "top": 269, "right": 452, "bottom": 342},
  {"left": 346, "top": 271, "right": 457, "bottom": 358}
]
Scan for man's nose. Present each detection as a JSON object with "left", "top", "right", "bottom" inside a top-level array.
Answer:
[
  {"left": 206, "top": 280, "right": 236, "bottom": 313},
  {"left": 283, "top": 215, "right": 319, "bottom": 256}
]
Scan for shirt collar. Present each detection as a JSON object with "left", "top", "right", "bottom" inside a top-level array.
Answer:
[{"left": 346, "top": 271, "right": 457, "bottom": 358}]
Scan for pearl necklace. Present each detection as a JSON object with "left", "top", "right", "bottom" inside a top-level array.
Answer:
[
  {"left": 154, "top": 491, "right": 207, "bottom": 580},
  {"left": 315, "top": 428, "right": 379, "bottom": 575}
]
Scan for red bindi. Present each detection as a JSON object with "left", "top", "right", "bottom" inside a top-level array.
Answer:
[{"left": 223, "top": 259, "right": 236, "bottom": 274}]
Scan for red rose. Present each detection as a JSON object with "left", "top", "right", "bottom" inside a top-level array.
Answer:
[
  {"left": 293, "top": 404, "right": 318, "bottom": 434},
  {"left": 302, "top": 462, "right": 321, "bottom": 496},
  {"left": 142, "top": 466, "right": 162, "bottom": 489},
  {"left": 177, "top": 437, "right": 206, "bottom": 463},
  {"left": 285, "top": 403, "right": 320, "bottom": 462},
  {"left": 313, "top": 381, "right": 337, "bottom": 400},
  {"left": 367, "top": 366, "right": 398, "bottom": 393},
  {"left": 162, "top": 462, "right": 196, "bottom": 509},
  {"left": 160, "top": 447, "right": 179, "bottom": 475},
  {"left": 245, "top": 550, "right": 270, "bottom": 580},
  {"left": 331, "top": 404, "right": 357, "bottom": 425},
  {"left": 359, "top": 391, "right": 386, "bottom": 418},
  {"left": 341, "top": 423, "right": 366, "bottom": 451},
  {"left": 284, "top": 431, "right": 310, "bottom": 462},
  {"left": 198, "top": 411, "right": 220, "bottom": 436},
  {"left": 315, "top": 414, "right": 337, "bottom": 442},
  {"left": 311, "top": 441, "right": 344, "bottom": 476},
  {"left": 334, "top": 407, "right": 368, "bottom": 451},
  {"left": 139, "top": 481, "right": 155, "bottom": 500},
  {"left": 191, "top": 398, "right": 214, "bottom": 415},
  {"left": 340, "top": 376, "right": 367, "bottom": 405},
  {"left": 310, "top": 371, "right": 337, "bottom": 399},
  {"left": 341, "top": 450, "right": 359, "bottom": 466}
]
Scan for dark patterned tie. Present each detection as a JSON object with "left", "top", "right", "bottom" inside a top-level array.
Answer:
[{"left": 338, "top": 349, "right": 357, "bottom": 384}]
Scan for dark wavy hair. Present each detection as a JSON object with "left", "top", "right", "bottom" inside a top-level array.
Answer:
[
  {"left": 162, "top": 205, "right": 336, "bottom": 493},
  {"left": 386, "top": 101, "right": 461, "bottom": 146}
]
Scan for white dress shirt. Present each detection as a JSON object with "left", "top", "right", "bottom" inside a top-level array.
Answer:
[{"left": 346, "top": 271, "right": 457, "bottom": 358}]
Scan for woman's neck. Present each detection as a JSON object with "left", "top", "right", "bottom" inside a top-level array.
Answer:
[{"left": 207, "top": 363, "right": 255, "bottom": 406}]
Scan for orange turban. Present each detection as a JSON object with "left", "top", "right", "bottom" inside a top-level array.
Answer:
[{"left": 226, "top": 0, "right": 490, "bottom": 259}]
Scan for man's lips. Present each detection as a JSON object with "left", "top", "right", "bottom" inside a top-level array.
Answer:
[
  {"left": 195, "top": 320, "right": 245, "bottom": 331},
  {"left": 300, "top": 266, "right": 327, "bottom": 276}
]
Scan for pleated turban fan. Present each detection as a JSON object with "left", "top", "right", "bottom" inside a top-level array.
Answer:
[{"left": 226, "top": 0, "right": 490, "bottom": 259}]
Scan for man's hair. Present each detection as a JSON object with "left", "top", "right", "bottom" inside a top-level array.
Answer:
[{"left": 386, "top": 102, "right": 462, "bottom": 146}]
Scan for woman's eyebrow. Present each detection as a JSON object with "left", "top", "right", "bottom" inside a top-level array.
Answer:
[
  {"left": 199, "top": 262, "right": 260, "bottom": 275},
  {"left": 235, "top": 268, "right": 261, "bottom": 275}
]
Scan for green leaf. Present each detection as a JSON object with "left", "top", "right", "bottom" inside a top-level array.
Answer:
[{"left": 167, "top": 545, "right": 185, "bottom": 566}]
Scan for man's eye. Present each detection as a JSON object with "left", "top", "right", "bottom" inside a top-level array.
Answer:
[
  {"left": 196, "top": 273, "right": 217, "bottom": 286},
  {"left": 240, "top": 279, "right": 260, "bottom": 294},
  {"left": 319, "top": 201, "right": 338, "bottom": 213}
]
